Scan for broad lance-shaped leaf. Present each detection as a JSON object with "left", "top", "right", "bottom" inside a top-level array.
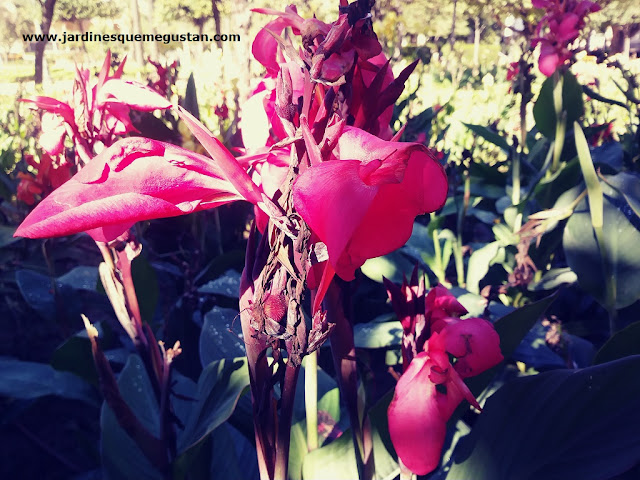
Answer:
[
  {"left": 447, "top": 355, "right": 640, "bottom": 480},
  {"left": 14, "top": 137, "right": 247, "bottom": 241}
]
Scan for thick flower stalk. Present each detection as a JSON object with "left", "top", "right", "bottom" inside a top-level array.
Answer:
[
  {"left": 386, "top": 279, "right": 503, "bottom": 476},
  {"left": 532, "top": 0, "right": 600, "bottom": 76}
]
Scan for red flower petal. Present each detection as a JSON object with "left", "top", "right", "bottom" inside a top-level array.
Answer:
[
  {"left": 97, "top": 79, "right": 171, "bottom": 111},
  {"left": 439, "top": 317, "right": 504, "bottom": 378},
  {"left": 293, "top": 159, "right": 379, "bottom": 280},
  {"left": 294, "top": 127, "right": 447, "bottom": 280},
  {"left": 387, "top": 352, "right": 448, "bottom": 476},
  {"left": 178, "top": 107, "right": 264, "bottom": 206},
  {"left": 21, "top": 97, "right": 75, "bottom": 126}
]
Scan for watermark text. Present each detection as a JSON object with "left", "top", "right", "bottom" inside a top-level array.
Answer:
[{"left": 23, "top": 32, "right": 240, "bottom": 45}]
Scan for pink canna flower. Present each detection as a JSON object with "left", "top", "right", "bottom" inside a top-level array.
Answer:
[
  {"left": 425, "top": 284, "right": 469, "bottom": 333},
  {"left": 386, "top": 282, "right": 502, "bottom": 476},
  {"left": 385, "top": 274, "right": 471, "bottom": 370},
  {"left": 388, "top": 339, "right": 476, "bottom": 476},
  {"left": 14, "top": 107, "right": 265, "bottom": 242},
  {"left": 532, "top": 0, "right": 600, "bottom": 76},
  {"left": 293, "top": 126, "right": 448, "bottom": 282},
  {"left": 240, "top": 62, "right": 306, "bottom": 150},
  {"left": 250, "top": 5, "right": 402, "bottom": 141},
  {"left": 14, "top": 136, "right": 249, "bottom": 242}
]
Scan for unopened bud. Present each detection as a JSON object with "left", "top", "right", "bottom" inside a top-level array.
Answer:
[{"left": 275, "top": 65, "right": 296, "bottom": 122}]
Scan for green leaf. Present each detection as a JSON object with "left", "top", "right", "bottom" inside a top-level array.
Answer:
[
  {"left": 131, "top": 254, "right": 159, "bottom": 325},
  {"left": 183, "top": 73, "right": 200, "bottom": 120},
  {"left": 448, "top": 287, "right": 487, "bottom": 317},
  {"left": 447, "top": 356, "right": 640, "bottom": 480},
  {"left": 0, "top": 225, "right": 19, "bottom": 247},
  {"left": 493, "top": 293, "right": 557, "bottom": 360},
  {"left": 177, "top": 358, "right": 249, "bottom": 453},
  {"left": 199, "top": 306, "right": 245, "bottom": 367},
  {"left": 564, "top": 192, "right": 640, "bottom": 309},
  {"left": 361, "top": 250, "right": 416, "bottom": 284},
  {"left": 197, "top": 269, "right": 241, "bottom": 297},
  {"left": 100, "top": 355, "right": 163, "bottom": 480},
  {"left": 51, "top": 322, "right": 125, "bottom": 388},
  {"left": 594, "top": 321, "right": 640, "bottom": 365},
  {"left": 492, "top": 223, "right": 519, "bottom": 247},
  {"left": 353, "top": 322, "right": 403, "bottom": 349},
  {"left": 574, "top": 124, "right": 603, "bottom": 229},
  {"left": 533, "top": 71, "right": 584, "bottom": 138},
  {"left": 528, "top": 267, "right": 577, "bottom": 291},
  {"left": 591, "top": 142, "right": 623, "bottom": 173},
  {"left": 289, "top": 421, "right": 308, "bottom": 480},
  {"left": 462, "top": 123, "right": 511, "bottom": 152},
  {"left": 57, "top": 266, "right": 99, "bottom": 291},
  {"left": 601, "top": 171, "right": 640, "bottom": 220},
  {"left": 466, "top": 241, "right": 500, "bottom": 294},
  {"left": 15, "top": 269, "right": 56, "bottom": 321},
  {"left": 0, "top": 358, "right": 98, "bottom": 406},
  {"left": 302, "top": 390, "right": 398, "bottom": 480},
  {"left": 209, "top": 423, "right": 257, "bottom": 480}
]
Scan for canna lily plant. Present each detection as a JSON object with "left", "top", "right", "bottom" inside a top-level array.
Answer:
[
  {"left": 385, "top": 275, "right": 503, "bottom": 476},
  {"left": 12, "top": 2, "right": 484, "bottom": 479},
  {"left": 18, "top": 50, "right": 171, "bottom": 208},
  {"left": 532, "top": 0, "right": 600, "bottom": 76}
]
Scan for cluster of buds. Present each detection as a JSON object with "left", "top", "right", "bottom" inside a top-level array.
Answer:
[
  {"left": 532, "top": 0, "right": 601, "bottom": 76},
  {"left": 385, "top": 271, "right": 503, "bottom": 476}
]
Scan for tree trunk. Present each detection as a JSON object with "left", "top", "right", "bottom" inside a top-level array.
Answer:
[
  {"left": 212, "top": 0, "right": 222, "bottom": 49},
  {"left": 77, "top": 19, "right": 87, "bottom": 52},
  {"left": 622, "top": 26, "right": 631, "bottom": 61},
  {"left": 448, "top": 0, "right": 458, "bottom": 52},
  {"left": 473, "top": 17, "right": 481, "bottom": 68},
  {"left": 35, "top": 0, "right": 57, "bottom": 85},
  {"left": 147, "top": 0, "right": 159, "bottom": 60},
  {"left": 129, "top": 0, "right": 144, "bottom": 64}
]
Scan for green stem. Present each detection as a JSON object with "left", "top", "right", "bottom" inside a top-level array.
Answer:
[
  {"left": 574, "top": 123, "right": 618, "bottom": 333},
  {"left": 455, "top": 172, "right": 470, "bottom": 287},
  {"left": 512, "top": 149, "right": 522, "bottom": 232},
  {"left": 552, "top": 74, "right": 565, "bottom": 173},
  {"left": 513, "top": 65, "right": 528, "bottom": 232},
  {"left": 430, "top": 212, "right": 444, "bottom": 283},
  {"left": 274, "top": 363, "right": 300, "bottom": 480},
  {"left": 399, "top": 471, "right": 415, "bottom": 480},
  {"left": 594, "top": 225, "right": 618, "bottom": 333},
  {"left": 454, "top": 236, "right": 465, "bottom": 287},
  {"left": 305, "top": 350, "right": 319, "bottom": 451},
  {"left": 552, "top": 113, "right": 566, "bottom": 172}
]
